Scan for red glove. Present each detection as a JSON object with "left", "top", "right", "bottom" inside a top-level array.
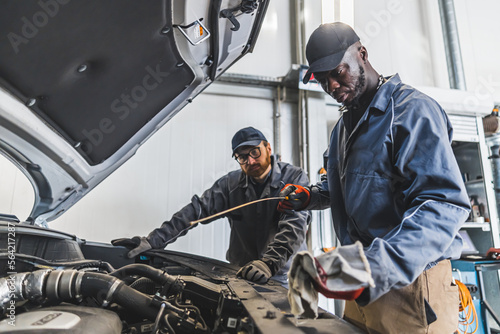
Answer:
[
  {"left": 313, "top": 258, "right": 365, "bottom": 300},
  {"left": 278, "top": 184, "right": 311, "bottom": 212}
]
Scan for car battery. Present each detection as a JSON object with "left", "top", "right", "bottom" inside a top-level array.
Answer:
[{"left": 451, "top": 258, "right": 500, "bottom": 334}]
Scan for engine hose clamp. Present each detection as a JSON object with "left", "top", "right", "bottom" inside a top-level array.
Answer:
[
  {"left": 102, "top": 278, "right": 121, "bottom": 308},
  {"left": 63, "top": 270, "right": 76, "bottom": 299},
  {"left": 51, "top": 270, "right": 65, "bottom": 300},
  {"left": 74, "top": 271, "right": 84, "bottom": 300}
]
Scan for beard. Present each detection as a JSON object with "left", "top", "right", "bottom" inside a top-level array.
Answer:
[
  {"left": 245, "top": 151, "right": 271, "bottom": 178},
  {"left": 344, "top": 65, "right": 366, "bottom": 108}
]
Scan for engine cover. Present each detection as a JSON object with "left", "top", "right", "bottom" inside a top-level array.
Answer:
[{"left": 0, "top": 305, "right": 121, "bottom": 334}]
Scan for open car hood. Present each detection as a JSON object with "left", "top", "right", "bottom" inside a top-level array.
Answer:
[{"left": 0, "top": 0, "right": 268, "bottom": 225}]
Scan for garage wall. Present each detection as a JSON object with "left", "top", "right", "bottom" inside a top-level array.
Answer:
[
  {"left": 0, "top": 155, "right": 34, "bottom": 220},
  {"left": 352, "top": 0, "right": 444, "bottom": 88},
  {"left": 2, "top": 0, "right": 500, "bottom": 263},
  {"left": 454, "top": 0, "right": 500, "bottom": 103}
]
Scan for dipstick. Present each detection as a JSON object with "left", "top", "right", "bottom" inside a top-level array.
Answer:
[{"left": 189, "top": 197, "right": 286, "bottom": 225}]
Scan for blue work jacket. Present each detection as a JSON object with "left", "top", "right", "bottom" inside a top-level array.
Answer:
[
  {"left": 308, "top": 74, "right": 470, "bottom": 303},
  {"left": 147, "top": 156, "right": 311, "bottom": 276}
]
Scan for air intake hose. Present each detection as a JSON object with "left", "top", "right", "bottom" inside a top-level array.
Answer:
[
  {"left": 111, "top": 263, "right": 173, "bottom": 285},
  {"left": 1, "top": 270, "right": 162, "bottom": 320},
  {"left": 110, "top": 263, "right": 184, "bottom": 296}
]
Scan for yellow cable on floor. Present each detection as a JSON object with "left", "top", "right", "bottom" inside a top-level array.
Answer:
[{"left": 455, "top": 279, "right": 478, "bottom": 334}]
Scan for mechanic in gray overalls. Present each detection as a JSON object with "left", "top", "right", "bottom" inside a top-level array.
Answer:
[
  {"left": 279, "top": 23, "right": 470, "bottom": 333},
  {"left": 112, "top": 127, "right": 311, "bottom": 284}
]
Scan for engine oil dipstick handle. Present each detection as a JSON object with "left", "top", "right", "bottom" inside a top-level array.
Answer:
[{"left": 189, "top": 197, "right": 286, "bottom": 225}]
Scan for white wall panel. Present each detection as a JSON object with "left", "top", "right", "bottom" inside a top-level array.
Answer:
[
  {"left": 455, "top": 0, "right": 500, "bottom": 103},
  {"left": 276, "top": 97, "right": 300, "bottom": 166},
  {"left": 353, "top": 0, "right": 436, "bottom": 87},
  {"left": 0, "top": 156, "right": 34, "bottom": 220},
  {"left": 228, "top": 0, "right": 294, "bottom": 77}
]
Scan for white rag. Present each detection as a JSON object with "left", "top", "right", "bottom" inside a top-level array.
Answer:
[{"left": 287, "top": 241, "right": 375, "bottom": 318}]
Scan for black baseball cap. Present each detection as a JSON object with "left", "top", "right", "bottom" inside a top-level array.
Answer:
[
  {"left": 231, "top": 127, "right": 267, "bottom": 156},
  {"left": 303, "top": 22, "right": 360, "bottom": 84}
]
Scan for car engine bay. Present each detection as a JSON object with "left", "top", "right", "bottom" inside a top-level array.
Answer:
[
  {"left": 0, "top": 221, "right": 284, "bottom": 334},
  {"left": 0, "top": 220, "right": 365, "bottom": 334}
]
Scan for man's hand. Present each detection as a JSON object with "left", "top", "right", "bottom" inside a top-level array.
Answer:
[
  {"left": 486, "top": 247, "right": 500, "bottom": 260},
  {"left": 111, "top": 236, "right": 152, "bottom": 258},
  {"left": 237, "top": 260, "right": 272, "bottom": 284},
  {"left": 313, "top": 258, "right": 366, "bottom": 300},
  {"left": 287, "top": 242, "right": 375, "bottom": 318},
  {"left": 278, "top": 184, "right": 311, "bottom": 212}
]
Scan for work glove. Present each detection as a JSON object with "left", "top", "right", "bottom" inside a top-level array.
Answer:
[
  {"left": 486, "top": 247, "right": 500, "bottom": 260},
  {"left": 288, "top": 241, "right": 375, "bottom": 319},
  {"left": 236, "top": 260, "right": 272, "bottom": 284},
  {"left": 111, "top": 236, "right": 152, "bottom": 259},
  {"left": 277, "top": 184, "right": 311, "bottom": 212}
]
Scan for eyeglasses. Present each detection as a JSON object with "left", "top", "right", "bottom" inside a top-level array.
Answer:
[{"left": 235, "top": 147, "right": 261, "bottom": 165}]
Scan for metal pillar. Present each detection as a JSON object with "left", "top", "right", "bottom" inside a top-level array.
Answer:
[{"left": 438, "top": 0, "right": 467, "bottom": 90}]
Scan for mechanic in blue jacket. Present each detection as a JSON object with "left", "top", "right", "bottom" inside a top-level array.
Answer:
[
  {"left": 112, "top": 127, "right": 310, "bottom": 284},
  {"left": 279, "top": 22, "right": 470, "bottom": 333}
]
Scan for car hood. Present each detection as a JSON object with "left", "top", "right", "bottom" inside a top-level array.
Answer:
[{"left": 0, "top": 0, "right": 268, "bottom": 225}]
